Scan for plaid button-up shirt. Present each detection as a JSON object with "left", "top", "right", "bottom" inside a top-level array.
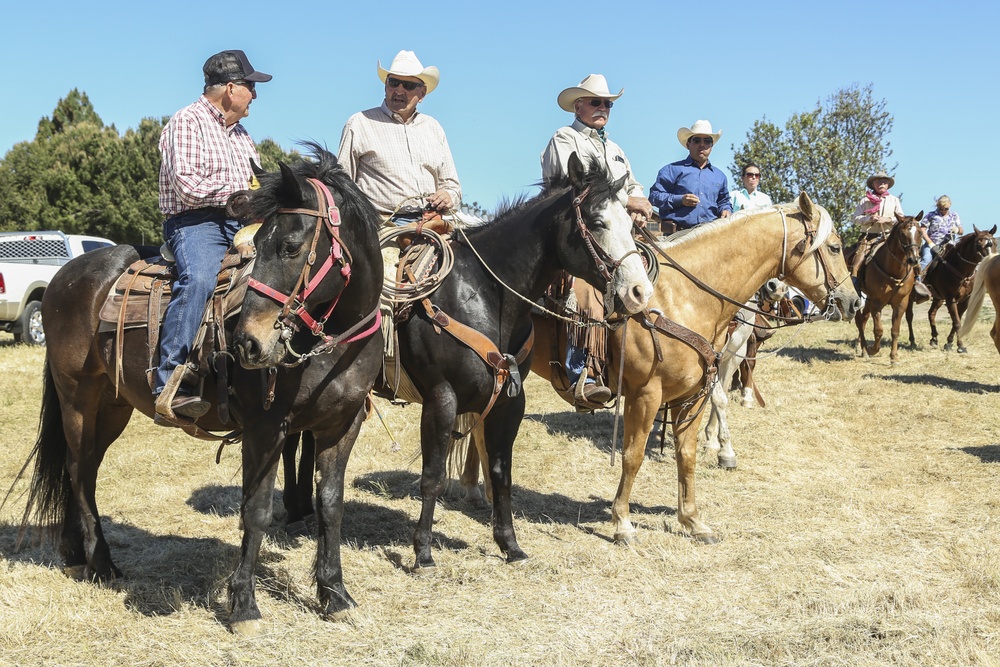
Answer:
[
  {"left": 337, "top": 102, "right": 462, "bottom": 216},
  {"left": 158, "top": 96, "right": 260, "bottom": 217}
]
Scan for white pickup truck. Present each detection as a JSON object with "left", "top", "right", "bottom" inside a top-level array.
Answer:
[{"left": 0, "top": 231, "right": 115, "bottom": 345}]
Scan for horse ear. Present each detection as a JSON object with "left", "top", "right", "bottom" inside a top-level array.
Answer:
[
  {"left": 250, "top": 159, "right": 266, "bottom": 176},
  {"left": 797, "top": 192, "right": 814, "bottom": 219},
  {"left": 277, "top": 162, "right": 305, "bottom": 208},
  {"left": 567, "top": 152, "right": 586, "bottom": 189},
  {"left": 990, "top": 225, "right": 997, "bottom": 235},
  {"left": 914, "top": 210, "right": 924, "bottom": 222}
]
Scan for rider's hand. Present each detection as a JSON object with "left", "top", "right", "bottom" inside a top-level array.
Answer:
[
  {"left": 427, "top": 189, "right": 453, "bottom": 212},
  {"left": 680, "top": 193, "right": 700, "bottom": 207}
]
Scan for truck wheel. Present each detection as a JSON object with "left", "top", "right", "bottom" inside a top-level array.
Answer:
[{"left": 14, "top": 301, "right": 45, "bottom": 346}]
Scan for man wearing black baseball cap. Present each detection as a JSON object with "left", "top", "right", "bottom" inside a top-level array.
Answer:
[{"left": 154, "top": 49, "right": 271, "bottom": 422}]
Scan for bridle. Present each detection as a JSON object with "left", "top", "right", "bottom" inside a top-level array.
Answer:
[
  {"left": 571, "top": 185, "right": 641, "bottom": 285},
  {"left": 882, "top": 219, "right": 921, "bottom": 267},
  {"left": 246, "top": 177, "right": 381, "bottom": 364}
]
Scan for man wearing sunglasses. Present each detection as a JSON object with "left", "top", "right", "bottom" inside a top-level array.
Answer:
[
  {"left": 730, "top": 163, "right": 773, "bottom": 212},
  {"left": 154, "top": 49, "right": 271, "bottom": 421},
  {"left": 540, "top": 74, "right": 652, "bottom": 409},
  {"left": 338, "top": 50, "right": 462, "bottom": 224},
  {"left": 649, "top": 120, "right": 732, "bottom": 231}
]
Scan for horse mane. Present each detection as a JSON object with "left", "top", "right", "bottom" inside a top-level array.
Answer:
[
  {"left": 664, "top": 200, "right": 833, "bottom": 253},
  {"left": 249, "top": 142, "right": 381, "bottom": 237}
]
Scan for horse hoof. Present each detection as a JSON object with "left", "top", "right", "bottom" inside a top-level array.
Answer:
[
  {"left": 717, "top": 455, "right": 737, "bottom": 470},
  {"left": 693, "top": 533, "right": 719, "bottom": 545},
  {"left": 958, "top": 346, "right": 968, "bottom": 354},
  {"left": 326, "top": 607, "right": 357, "bottom": 623},
  {"left": 944, "top": 343, "right": 953, "bottom": 352},
  {"left": 411, "top": 562, "right": 437, "bottom": 576},
  {"left": 284, "top": 520, "right": 310, "bottom": 538},
  {"left": 613, "top": 531, "right": 637, "bottom": 545},
  {"left": 930, "top": 340, "right": 938, "bottom": 348},
  {"left": 230, "top": 618, "right": 264, "bottom": 636},
  {"left": 63, "top": 565, "right": 88, "bottom": 581},
  {"left": 505, "top": 548, "right": 530, "bottom": 564}
]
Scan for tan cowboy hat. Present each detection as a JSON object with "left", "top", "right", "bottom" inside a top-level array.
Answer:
[
  {"left": 557, "top": 74, "right": 623, "bottom": 112},
  {"left": 677, "top": 120, "right": 722, "bottom": 148},
  {"left": 377, "top": 50, "right": 440, "bottom": 94},
  {"left": 866, "top": 171, "right": 895, "bottom": 190}
]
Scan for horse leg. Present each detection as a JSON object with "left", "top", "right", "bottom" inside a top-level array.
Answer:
[
  {"left": 458, "top": 421, "right": 490, "bottom": 507},
  {"left": 905, "top": 298, "right": 916, "bottom": 348},
  {"left": 946, "top": 301, "right": 966, "bottom": 353},
  {"left": 672, "top": 399, "right": 716, "bottom": 544},
  {"left": 313, "top": 410, "right": 367, "bottom": 620},
  {"left": 483, "top": 394, "right": 528, "bottom": 562},
  {"left": 413, "top": 383, "right": 459, "bottom": 570},
  {"left": 703, "top": 382, "right": 736, "bottom": 470},
  {"left": 612, "top": 383, "right": 662, "bottom": 543},
  {"left": 928, "top": 299, "right": 941, "bottom": 348},
  {"left": 855, "top": 308, "right": 871, "bottom": 358},
  {"left": 889, "top": 302, "right": 904, "bottom": 364},
  {"left": 281, "top": 432, "right": 315, "bottom": 537},
  {"left": 739, "top": 356, "right": 756, "bottom": 409},
  {"left": 228, "top": 425, "right": 285, "bottom": 634},
  {"left": 869, "top": 308, "right": 884, "bottom": 356},
  {"left": 59, "top": 383, "right": 133, "bottom": 582}
]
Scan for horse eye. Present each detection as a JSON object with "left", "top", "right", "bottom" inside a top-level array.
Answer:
[
  {"left": 281, "top": 240, "right": 304, "bottom": 258},
  {"left": 829, "top": 243, "right": 842, "bottom": 255}
]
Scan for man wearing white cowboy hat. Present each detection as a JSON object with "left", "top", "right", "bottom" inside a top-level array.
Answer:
[
  {"left": 338, "top": 50, "right": 462, "bottom": 224},
  {"left": 539, "top": 74, "right": 652, "bottom": 409},
  {"left": 648, "top": 120, "right": 732, "bottom": 230},
  {"left": 541, "top": 74, "right": 653, "bottom": 224}
]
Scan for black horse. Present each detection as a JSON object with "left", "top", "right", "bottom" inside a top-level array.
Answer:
[
  {"left": 390, "top": 153, "right": 652, "bottom": 569},
  {"left": 17, "top": 146, "right": 383, "bottom": 633}
]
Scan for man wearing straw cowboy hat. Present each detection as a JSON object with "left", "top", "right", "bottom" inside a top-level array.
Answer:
[
  {"left": 540, "top": 74, "right": 652, "bottom": 409},
  {"left": 338, "top": 50, "right": 462, "bottom": 225},
  {"left": 542, "top": 74, "right": 653, "bottom": 224},
  {"left": 649, "top": 120, "right": 732, "bottom": 231}
]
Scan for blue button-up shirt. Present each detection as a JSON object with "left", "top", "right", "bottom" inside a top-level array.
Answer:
[{"left": 648, "top": 157, "right": 732, "bottom": 228}]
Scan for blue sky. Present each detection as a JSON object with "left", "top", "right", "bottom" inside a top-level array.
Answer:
[{"left": 2, "top": 0, "right": 996, "bottom": 230}]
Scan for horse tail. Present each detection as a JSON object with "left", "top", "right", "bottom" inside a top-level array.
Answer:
[
  {"left": 15, "top": 359, "right": 72, "bottom": 547},
  {"left": 958, "top": 256, "right": 993, "bottom": 339}
]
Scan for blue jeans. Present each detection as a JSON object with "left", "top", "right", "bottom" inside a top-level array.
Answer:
[
  {"left": 565, "top": 343, "right": 589, "bottom": 387},
  {"left": 154, "top": 210, "right": 239, "bottom": 395},
  {"left": 919, "top": 243, "right": 933, "bottom": 273}
]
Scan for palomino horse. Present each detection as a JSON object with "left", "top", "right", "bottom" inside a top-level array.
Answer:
[
  {"left": 18, "top": 147, "right": 384, "bottom": 633},
  {"left": 609, "top": 195, "right": 859, "bottom": 544},
  {"left": 905, "top": 226, "right": 996, "bottom": 352},
  {"left": 854, "top": 212, "right": 923, "bottom": 363},
  {"left": 957, "top": 253, "right": 1000, "bottom": 355},
  {"left": 393, "top": 153, "right": 652, "bottom": 568}
]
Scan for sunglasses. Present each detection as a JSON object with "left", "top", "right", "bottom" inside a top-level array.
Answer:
[
  {"left": 690, "top": 137, "right": 713, "bottom": 145},
  {"left": 386, "top": 77, "right": 424, "bottom": 91},
  {"left": 588, "top": 99, "right": 614, "bottom": 109},
  {"left": 232, "top": 80, "right": 255, "bottom": 92},
  {"left": 744, "top": 172, "right": 761, "bottom": 178}
]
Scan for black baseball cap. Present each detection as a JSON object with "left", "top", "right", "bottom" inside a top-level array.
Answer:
[{"left": 203, "top": 50, "right": 272, "bottom": 86}]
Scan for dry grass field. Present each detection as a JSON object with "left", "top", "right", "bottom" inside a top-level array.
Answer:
[{"left": 1, "top": 303, "right": 999, "bottom": 667}]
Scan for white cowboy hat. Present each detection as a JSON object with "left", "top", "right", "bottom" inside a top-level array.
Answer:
[
  {"left": 557, "top": 74, "right": 623, "bottom": 112},
  {"left": 866, "top": 171, "right": 895, "bottom": 190},
  {"left": 677, "top": 120, "right": 722, "bottom": 148},
  {"left": 377, "top": 50, "right": 440, "bottom": 94}
]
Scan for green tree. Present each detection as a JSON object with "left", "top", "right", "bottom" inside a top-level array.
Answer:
[
  {"left": 731, "top": 83, "right": 895, "bottom": 242},
  {"left": 256, "top": 138, "right": 300, "bottom": 172}
]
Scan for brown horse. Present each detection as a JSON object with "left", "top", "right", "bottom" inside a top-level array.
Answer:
[
  {"left": 460, "top": 199, "right": 860, "bottom": 536},
  {"left": 854, "top": 212, "right": 923, "bottom": 363},
  {"left": 905, "top": 226, "right": 996, "bottom": 352},
  {"left": 956, "top": 253, "right": 1000, "bottom": 355}
]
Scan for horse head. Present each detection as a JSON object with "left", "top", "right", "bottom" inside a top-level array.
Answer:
[
  {"left": 968, "top": 225, "right": 997, "bottom": 262},
  {"left": 234, "top": 145, "right": 382, "bottom": 369},
  {"left": 554, "top": 153, "right": 652, "bottom": 315},
  {"left": 889, "top": 210, "right": 923, "bottom": 268},
  {"left": 782, "top": 192, "right": 861, "bottom": 320}
]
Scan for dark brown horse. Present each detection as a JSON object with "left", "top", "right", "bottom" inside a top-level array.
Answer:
[
  {"left": 905, "top": 226, "right": 996, "bottom": 352},
  {"left": 16, "top": 146, "right": 384, "bottom": 633},
  {"left": 854, "top": 212, "right": 923, "bottom": 363}
]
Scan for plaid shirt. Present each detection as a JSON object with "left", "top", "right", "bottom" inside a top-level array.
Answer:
[
  {"left": 158, "top": 96, "right": 260, "bottom": 216},
  {"left": 337, "top": 102, "right": 462, "bottom": 215}
]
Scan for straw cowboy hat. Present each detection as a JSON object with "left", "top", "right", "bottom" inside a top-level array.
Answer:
[
  {"left": 866, "top": 170, "right": 895, "bottom": 190},
  {"left": 677, "top": 120, "right": 722, "bottom": 148},
  {"left": 377, "top": 50, "right": 440, "bottom": 94},
  {"left": 557, "top": 74, "right": 623, "bottom": 112}
]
